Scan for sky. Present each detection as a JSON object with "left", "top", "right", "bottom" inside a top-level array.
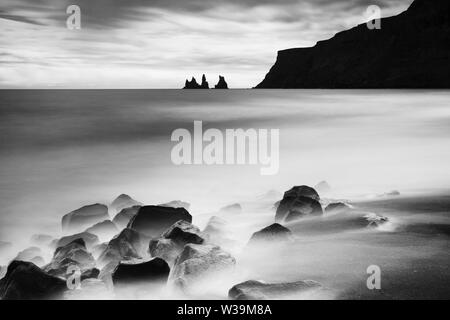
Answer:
[{"left": 0, "top": 0, "right": 413, "bottom": 89}]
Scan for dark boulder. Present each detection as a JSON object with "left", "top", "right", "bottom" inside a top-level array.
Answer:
[
  {"left": 162, "top": 220, "right": 204, "bottom": 246},
  {"left": 97, "top": 228, "right": 146, "bottom": 268},
  {"left": 80, "top": 268, "right": 100, "bottom": 281},
  {"left": 171, "top": 244, "right": 235, "bottom": 289},
  {"left": 55, "top": 232, "right": 99, "bottom": 249},
  {"left": 149, "top": 221, "right": 205, "bottom": 266},
  {"left": 127, "top": 205, "right": 192, "bottom": 238},
  {"left": 112, "top": 258, "right": 170, "bottom": 285},
  {"left": 110, "top": 194, "right": 142, "bottom": 213},
  {"left": 325, "top": 202, "right": 351, "bottom": 214},
  {"left": 15, "top": 247, "right": 45, "bottom": 267},
  {"left": 248, "top": 223, "right": 293, "bottom": 245},
  {"left": 214, "top": 75, "right": 228, "bottom": 89},
  {"left": 62, "top": 204, "right": 109, "bottom": 233},
  {"left": 276, "top": 186, "right": 322, "bottom": 222},
  {"left": 0, "top": 260, "right": 66, "bottom": 300},
  {"left": 44, "top": 238, "right": 96, "bottom": 278},
  {"left": 112, "top": 205, "right": 141, "bottom": 230},
  {"left": 229, "top": 280, "right": 322, "bottom": 300},
  {"left": 85, "top": 220, "right": 118, "bottom": 242},
  {"left": 159, "top": 200, "right": 191, "bottom": 210}
]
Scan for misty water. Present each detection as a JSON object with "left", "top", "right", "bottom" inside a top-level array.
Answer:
[{"left": 0, "top": 90, "right": 449, "bottom": 299}]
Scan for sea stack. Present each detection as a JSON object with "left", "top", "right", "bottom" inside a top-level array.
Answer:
[
  {"left": 214, "top": 76, "right": 228, "bottom": 89},
  {"left": 183, "top": 77, "right": 201, "bottom": 89},
  {"left": 200, "top": 74, "right": 209, "bottom": 89}
]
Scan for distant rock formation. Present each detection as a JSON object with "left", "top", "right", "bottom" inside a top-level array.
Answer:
[
  {"left": 214, "top": 75, "right": 228, "bottom": 89},
  {"left": 200, "top": 74, "right": 209, "bottom": 89},
  {"left": 183, "top": 75, "right": 229, "bottom": 89},
  {"left": 256, "top": 0, "right": 450, "bottom": 88}
]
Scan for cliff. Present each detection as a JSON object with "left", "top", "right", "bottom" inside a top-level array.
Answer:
[{"left": 256, "top": 0, "right": 450, "bottom": 89}]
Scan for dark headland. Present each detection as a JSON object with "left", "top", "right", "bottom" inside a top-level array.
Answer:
[{"left": 256, "top": 0, "right": 450, "bottom": 89}]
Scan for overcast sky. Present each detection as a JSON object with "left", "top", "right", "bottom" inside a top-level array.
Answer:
[{"left": 0, "top": 0, "right": 413, "bottom": 88}]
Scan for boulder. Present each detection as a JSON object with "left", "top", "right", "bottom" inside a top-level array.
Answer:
[
  {"left": 15, "top": 247, "right": 45, "bottom": 267},
  {"left": 55, "top": 232, "right": 99, "bottom": 249},
  {"left": 229, "top": 280, "right": 322, "bottom": 300},
  {"left": 149, "top": 238, "right": 179, "bottom": 266},
  {"left": 248, "top": 223, "right": 293, "bottom": 245},
  {"left": 171, "top": 244, "right": 235, "bottom": 289},
  {"left": 283, "top": 197, "right": 323, "bottom": 222},
  {"left": 97, "top": 228, "right": 146, "bottom": 268},
  {"left": 364, "top": 213, "right": 389, "bottom": 227},
  {"left": 162, "top": 220, "right": 204, "bottom": 246},
  {"left": 85, "top": 220, "right": 119, "bottom": 242},
  {"left": 127, "top": 205, "right": 192, "bottom": 238},
  {"left": 203, "top": 216, "right": 228, "bottom": 239},
  {"left": 112, "top": 258, "right": 170, "bottom": 286},
  {"left": 325, "top": 202, "right": 351, "bottom": 214},
  {"left": 214, "top": 75, "right": 229, "bottom": 89},
  {"left": 80, "top": 268, "right": 100, "bottom": 281},
  {"left": 110, "top": 194, "right": 142, "bottom": 213},
  {"left": 44, "top": 238, "right": 96, "bottom": 278},
  {"left": 62, "top": 204, "right": 109, "bottom": 233},
  {"left": 91, "top": 243, "right": 108, "bottom": 260},
  {"left": 0, "top": 260, "right": 66, "bottom": 300},
  {"left": 149, "top": 221, "right": 205, "bottom": 265},
  {"left": 219, "top": 203, "right": 242, "bottom": 214},
  {"left": 112, "top": 205, "right": 141, "bottom": 230},
  {"left": 159, "top": 200, "right": 191, "bottom": 210},
  {"left": 276, "top": 186, "right": 322, "bottom": 222}
]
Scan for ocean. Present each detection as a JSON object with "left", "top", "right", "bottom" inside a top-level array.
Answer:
[{"left": 0, "top": 89, "right": 449, "bottom": 299}]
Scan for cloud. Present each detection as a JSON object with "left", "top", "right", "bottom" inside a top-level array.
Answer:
[{"left": 0, "top": 0, "right": 414, "bottom": 88}]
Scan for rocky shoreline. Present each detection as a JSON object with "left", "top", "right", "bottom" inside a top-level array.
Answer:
[{"left": 0, "top": 185, "right": 390, "bottom": 300}]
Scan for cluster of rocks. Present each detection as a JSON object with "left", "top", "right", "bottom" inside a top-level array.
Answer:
[
  {"left": 183, "top": 74, "right": 228, "bottom": 89},
  {"left": 0, "top": 184, "right": 390, "bottom": 300}
]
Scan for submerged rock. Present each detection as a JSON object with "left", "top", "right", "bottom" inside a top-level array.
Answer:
[
  {"left": 229, "top": 280, "right": 323, "bottom": 300},
  {"left": 159, "top": 200, "right": 191, "bottom": 210},
  {"left": 85, "top": 220, "right": 119, "bottom": 242},
  {"left": 112, "top": 205, "right": 141, "bottom": 230},
  {"left": 0, "top": 241, "right": 12, "bottom": 254},
  {"left": 112, "top": 258, "right": 170, "bottom": 286},
  {"left": 62, "top": 204, "right": 109, "bottom": 234},
  {"left": 219, "top": 203, "right": 242, "bottom": 214},
  {"left": 44, "top": 239, "right": 96, "bottom": 278},
  {"left": 110, "top": 194, "right": 142, "bottom": 213},
  {"left": 171, "top": 244, "right": 235, "bottom": 289},
  {"left": 127, "top": 205, "right": 192, "bottom": 238},
  {"left": 248, "top": 223, "right": 293, "bottom": 245},
  {"left": 55, "top": 232, "right": 99, "bottom": 249},
  {"left": 276, "top": 186, "right": 322, "bottom": 222},
  {"left": 0, "top": 260, "right": 66, "bottom": 300},
  {"left": 364, "top": 213, "right": 389, "bottom": 227},
  {"left": 325, "top": 202, "right": 351, "bottom": 214}
]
